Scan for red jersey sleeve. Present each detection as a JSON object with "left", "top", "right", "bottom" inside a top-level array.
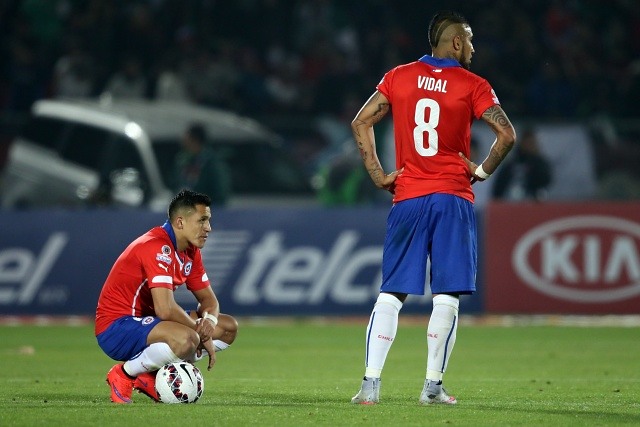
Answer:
[
  {"left": 376, "top": 69, "right": 395, "bottom": 100},
  {"left": 472, "top": 78, "right": 500, "bottom": 119},
  {"left": 140, "top": 240, "right": 175, "bottom": 291}
]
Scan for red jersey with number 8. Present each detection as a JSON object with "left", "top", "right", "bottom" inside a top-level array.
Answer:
[{"left": 376, "top": 55, "right": 499, "bottom": 204}]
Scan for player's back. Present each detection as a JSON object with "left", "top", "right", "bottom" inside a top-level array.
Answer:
[{"left": 377, "top": 56, "right": 497, "bottom": 203}]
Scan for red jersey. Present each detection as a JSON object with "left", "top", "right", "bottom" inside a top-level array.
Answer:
[
  {"left": 376, "top": 55, "right": 500, "bottom": 203},
  {"left": 95, "top": 222, "right": 210, "bottom": 335}
]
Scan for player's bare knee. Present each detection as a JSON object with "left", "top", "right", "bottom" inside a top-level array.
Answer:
[
  {"left": 168, "top": 329, "right": 199, "bottom": 359},
  {"left": 186, "top": 328, "right": 200, "bottom": 350},
  {"left": 218, "top": 314, "right": 239, "bottom": 345}
]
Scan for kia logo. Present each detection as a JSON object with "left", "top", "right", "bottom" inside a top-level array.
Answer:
[{"left": 513, "top": 215, "right": 640, "bottom": 303}]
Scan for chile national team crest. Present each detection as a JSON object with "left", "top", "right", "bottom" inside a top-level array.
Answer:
[{"left": 184, "top": 261, "right": 193, "bottom": 276}]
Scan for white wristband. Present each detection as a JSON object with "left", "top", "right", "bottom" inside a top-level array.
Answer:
[
  {"left": 203, "top": 312, "right": 218, "bottom": 326},
  {"left": 475, "top": 164, "right": 491, "bottom": 179}
]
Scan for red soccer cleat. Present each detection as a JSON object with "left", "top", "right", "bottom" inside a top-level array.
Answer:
[
  {"left": 106, "top": 364, "right": 134, "bottom": 404},
  {"left": 134, "top": 370, "right": 159, "bottom": 402}
]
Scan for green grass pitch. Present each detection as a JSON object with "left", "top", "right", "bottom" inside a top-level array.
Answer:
[{"left": 1, "top": 319, "right": 639, "bottom": 426}]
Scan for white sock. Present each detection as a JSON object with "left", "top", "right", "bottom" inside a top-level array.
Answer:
[
  {"left": 186, "top": 340, "right": 231, "bottom": 363},
  {"left": 123, "top": 342, "right": 180, "bottom": 376},
  {"left": 363, "top": 293, "right": 403, "bottom": 378},
  {"left": 213, "top": 340, "right": 230, "bottom": 352},
  {"left": 426, "top": 294, "right": 459, "bottom": 381}
]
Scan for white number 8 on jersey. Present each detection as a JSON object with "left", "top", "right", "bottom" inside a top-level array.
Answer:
[{"left": 414, "top": 98, "right": 440, "bottom": 157}]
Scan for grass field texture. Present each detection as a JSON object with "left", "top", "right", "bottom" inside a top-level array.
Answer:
[{"left": 1, "top": 319, "right": 639, "bottom": 426}]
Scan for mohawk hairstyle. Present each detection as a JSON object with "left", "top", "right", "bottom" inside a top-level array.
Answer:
[{"left": 428, "top": 10, "right": 469, "bottom": 48}]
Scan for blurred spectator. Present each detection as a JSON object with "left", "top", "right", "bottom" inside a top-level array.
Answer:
[
  {"left": 51, "top": 39, "right": 94, "bottom": 99},
  {"left": 154, "top": 52, "right": 189, "bottom": 102},
  {"left": 314, "top": 91, "right": 362, "bottom": 173},
  {"left": 314, "top": 92, "right": 387, "bottom": 207},
  {"left": 180, "top": 46, "right": 239, "bottom": 109},
  {"left": 101, "top": 56, "right": 147, "bottom": 99},
  {"left": 114, "top": 2, "right": 163, "bottom": 73},
  {"left": 492, "top": 128, "right": 553, "bottom": 201},
  {"left": 235, "top": 47, "right": 271, "bottom": 114},
  {"left": 171, "top": 123, "right": 231, "bottom": 207},
  {"left": 526, "top": 58, "right": 577, "bottom": 118},
  {"left": 5, "top": 36, "right": 47, "bottom": 112},
  {"left": 316, "top": 150, "right": 375, "bottom": 206},
  {"left": 265, "top": 54, "right": 303, "bottom": 112}
]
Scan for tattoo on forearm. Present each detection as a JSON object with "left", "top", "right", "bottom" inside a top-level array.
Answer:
[
  {"left": 486, "top": 148, "right": 508, "bottom": 166},
  {"left": 355, "top": 139, "right": 368, "bottom": 161},
  {"left": 367, "top": 166, "right": 384, "bottom": 184},
  {"left": 352, "top": 119, "right": 366, "bottom": 138},
  {"left": 351, "top": 93, "right": 390, "bottom": 186}
]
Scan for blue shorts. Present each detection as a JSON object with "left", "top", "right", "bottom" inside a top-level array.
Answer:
[
  {"left": 96, "top": 316, "right": 162, "bottom": 361},
  {"left": 381, "top": 193, "right": 477, "bottom": 295}
]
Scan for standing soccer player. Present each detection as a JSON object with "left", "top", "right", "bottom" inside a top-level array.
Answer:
[
  {"left": 95, "top": 189, "right": 238, "bottom": 403},
  {"left": 350, "top": 11, "right": 516, "bottom": 405}
]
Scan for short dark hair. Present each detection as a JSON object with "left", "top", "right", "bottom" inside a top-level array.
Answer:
[
  {"left": 428, "top": 11, "right": 469, "bottom": 48},
  {"left": 168, "top": 189, "right": 211, "bottom": 220},
  {"left": 186, "top": 123, "right": 207, "bottom": 144}
]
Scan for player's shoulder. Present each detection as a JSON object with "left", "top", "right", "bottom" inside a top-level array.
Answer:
[
  {"left": 131, "top": 227, "right": 172, "bottom": 253},
  {"left": 391, "top": 60, "right": 427, "bottom": 74},
  {"left": 441, "top": 64, "right": 482, "bottom": 79},
  {"left": 380, "top": 60, "right": 428, "bottom": 87},
  {"left": 443, "top": 67, "right": 493, "bottom": 94},
  {"left": 459, "top": 66, "right": 491, "bottom": 84}
]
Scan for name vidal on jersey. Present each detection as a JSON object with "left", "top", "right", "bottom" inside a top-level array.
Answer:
[{"left": 418, "top": 76, "right": 447, "bottom": 93}]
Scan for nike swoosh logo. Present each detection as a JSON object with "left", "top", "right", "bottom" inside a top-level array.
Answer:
[{"left": 114, "top": 386, "right": 132, "bottom": 402}]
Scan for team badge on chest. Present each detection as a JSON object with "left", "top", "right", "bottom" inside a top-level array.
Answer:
[{"left": 184, "top": 261, "right": 193, "bottom": 276}]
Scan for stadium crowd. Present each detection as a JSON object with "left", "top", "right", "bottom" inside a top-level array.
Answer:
[
  {"left": 1, "top": 0, "right": 639, "bottom": 118},
  {"left": 1, "top": 0, "right": 639, "bottom": 199}
]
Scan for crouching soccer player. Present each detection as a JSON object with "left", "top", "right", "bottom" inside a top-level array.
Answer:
[{"left": 95, "top": 189, "right": 238, "bottom": 403}]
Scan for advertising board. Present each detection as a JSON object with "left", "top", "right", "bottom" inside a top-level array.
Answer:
[
  {"left": 485, "top": 202, "right": 640, "bottom": 313},
  {"left": 0, "top": 208, "right": 484, "bottom": 316}
]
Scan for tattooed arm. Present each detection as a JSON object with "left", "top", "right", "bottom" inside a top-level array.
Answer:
[
  {"left": 351, "top": 91, "right": 403, "bottom": 192},
  {"left": 459, "top": 105, "right": 516, "bottom": 182}
]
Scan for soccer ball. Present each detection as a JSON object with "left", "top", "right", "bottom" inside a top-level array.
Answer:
[{"left": 155, "top": 362, "right": 204, "bottom": 404}]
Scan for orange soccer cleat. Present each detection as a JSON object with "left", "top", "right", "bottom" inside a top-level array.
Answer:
[
  {"left": 134, "top": 370, "right": 159, "bottom": 402},
  {"left": 106, "top": 364, "right": 135, "bottom": 404}
]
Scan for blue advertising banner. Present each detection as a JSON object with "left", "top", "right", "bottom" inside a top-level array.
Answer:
[{"left": 0, "top": 208, "right": 484, "bottom": 316}]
